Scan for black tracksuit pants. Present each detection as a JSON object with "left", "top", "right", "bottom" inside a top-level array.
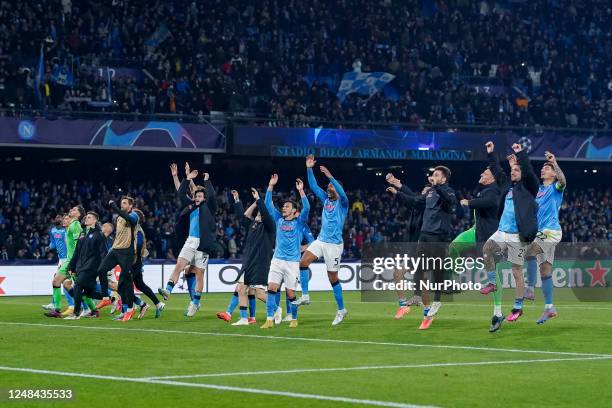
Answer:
[{"left": 97, "top": 248, "right": 135, "bottom": 308}]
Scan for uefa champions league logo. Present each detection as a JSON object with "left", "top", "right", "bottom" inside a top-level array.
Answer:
[
  {"left": 18, "top": 120, "right": 36, "bottom": 141},
  {"left": 518, "top": 136, "right": 532, "bottom": 153}
]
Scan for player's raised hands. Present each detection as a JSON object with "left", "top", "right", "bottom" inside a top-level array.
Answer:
[
  {"left": 203, "top": 173, "right": 210, "bottom": 181},
  {"left": 386, "top": 187, "right": 397, "bottom": 195},
  {"left": 296, "top": 178, "right": 304, "bottom": 191},
  {"left": 545, "top": 151, "right": 556, "bottom": 163},
  {"left": 170, "top": 163, "right": 178, "bottom": 176},
  {"left": 460, "top": 199, "right": 469, "bottom": 207},
  {"left": 306, "top": 154, "right": 316, "bottom": 168},
  {"left": 507, "top": 154, "right": 517, "bottom": 166},
  {"left": 511, "top": 143, "right": 523, "bottom": 153},
  {"left": 186, "top": 169, "right": 198, "bottom": 180},
  {"left": 185, "top": 162, "right": 191, "bottom": 176},
  {"left": 251, "top": 188, "right": 260, "bottom": 200},
  {"left": 485, "top": 141, "right": 494, "bottom": 153},
  {"left": 230, "top": 190, "right": 239, "bottom": 201},
  {"left": 385, "top": 173, "right": 401, "bottom": 188},
  {"left": 269, "top": 174, "right": 279, "bottom": 187},
  {"left": 320, "top": 165, "right": 332, "bottom": 179}
]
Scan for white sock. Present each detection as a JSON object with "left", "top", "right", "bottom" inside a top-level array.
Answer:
[
  {"left": 527, "top": 285, "right": 534, "bottom": 291},
  {"left": 494, "top": 305, "right": 502, "bottom": 317},
  {"left": 545, "top": 303, "right": 554, "bottom": 309}
]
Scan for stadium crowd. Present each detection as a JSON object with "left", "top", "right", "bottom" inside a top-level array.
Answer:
[
  {"left": 0, "top": 178, "right": 609, "bottom": 261},
  {"left": 1, "top": 0, "right": 611, "bottom": 128}
]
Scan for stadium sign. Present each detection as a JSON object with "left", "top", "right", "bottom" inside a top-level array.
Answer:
[
  {"left": 234, "top": 126, "right": 612, "bottom": 161},
  {"left": 271, "top": 145, "right": 471, "bottom": 161}
]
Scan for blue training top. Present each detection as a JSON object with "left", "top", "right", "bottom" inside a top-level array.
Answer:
[{"left": 307, "top": 168, "right": 349, "bottom": 244}]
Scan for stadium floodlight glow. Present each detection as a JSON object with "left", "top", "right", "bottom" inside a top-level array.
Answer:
[{"left": 592, "top": 169, "right": 598, "bottom": 173}]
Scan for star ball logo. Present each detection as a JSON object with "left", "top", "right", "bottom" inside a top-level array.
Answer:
[{"left": 18, "top": 120, "right": 36, "bottom": 141}]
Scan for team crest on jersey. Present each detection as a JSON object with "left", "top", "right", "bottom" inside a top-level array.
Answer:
[
  {"left": 325, "top": 202, "right": 336, "bottom": 211},
  {"left": 281, "top": 224, "right": 294, "bottom": 232},
  {"left": 537, "top": 191, "right": 546, "bottom": 198}
]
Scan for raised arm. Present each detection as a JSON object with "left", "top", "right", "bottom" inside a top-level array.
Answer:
[
  {"left": 170, "top": 163, "right": 180, "bottom": 191},
  {"left": 485, "top": 141, "right": 507, "bottom": 187},
  {"left": 203, "top": 173, "right": 217, "bottom": 214},
  {"left": 296, "top": 178, "right": 310, "bottom": 223},
  {"left": 513, "top": 144, "right": 539, "bottom": 196},
  {"left": 306, "top": 155, "right": 327, "bottom": 202},
  {"left": 109, "top": 201, "right": 139, "bottom": 226},
  {"left": 265, "top": 174, "right": 282, "bottom": 221},
  {"left": 231, "top": 191, "right": 252, "bottom": 229},
  {"left": 320, "top": 165, "right": 348, "bottom": 207},
  {"left": 545, "top": 151, "right": 567, "bottom": 190},
  {"left": 178, "top": 167, "right": 198, "bottom": 207},
  {"left": 252, "top": 188, "right": 275, "bottom": 233}
]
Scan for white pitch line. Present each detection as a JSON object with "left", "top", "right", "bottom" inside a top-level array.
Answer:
[
  {"left": 0, "top": 365, "right": 435, "bottom": 408},
  {"left": 142, "top": 356, "right": 612, "bottom": 380},
  {"left": 2, "top": 321, "right": 611, "bottom": 358}
]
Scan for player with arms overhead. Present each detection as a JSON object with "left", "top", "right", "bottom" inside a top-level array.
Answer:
[
  {"left": 526, "top": 151, "right": 566, "bottom": 324},
  {"left": 300, "top": 155, "right": 349, "bottom": 326},
  {"left": 261, "top": 174, "right": 310, "bottom": 329}
]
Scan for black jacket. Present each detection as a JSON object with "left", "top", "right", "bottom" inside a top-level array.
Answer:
[
  {"left": 401, "top": 184, "right": 457, "bottom": 237},
  {"left": 468, "top": 183, "right": 501, "bottom": 243},
  {"left": 396, "top": 185, "right": 425, "bottom": 242},
  {"left": 68, "top": 225, "right": 107, "bottom": 283},
  {"left": 489, "top": 150, "right": 539, "bottom": 242},
  {"left": 177, "top": 178, "right": 218, "bottom": 254},
  {"left": 235, "top": 198, "right": 275, "bottom": 286}
]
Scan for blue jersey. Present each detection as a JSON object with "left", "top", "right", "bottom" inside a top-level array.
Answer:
[
  {"left": 536, "top": 182, "right": 564, "bottom": 231},
  {"left": 189, "top": 208, "right": 200, "bottom": 238},
  {"left": 265, "top": 190, "right": 310, "bottom": 262},
  {"left": 302, "top": 224, "right": 315, "bottom": 245},
  {"left": 49, "top": 227, "right": 67, "bottom": 259},
  {"left": 307, "top": 168, "right": 349, "bottom": 244},
  {"left": 498, "top": 188, "right": 519, "bottom": 233}
]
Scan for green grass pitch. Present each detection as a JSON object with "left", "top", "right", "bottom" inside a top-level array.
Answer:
[{"left": 1, "top": 290, "right": 611, "bottom": 408}]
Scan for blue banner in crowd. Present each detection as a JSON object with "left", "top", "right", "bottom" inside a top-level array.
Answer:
[
  {"left": 145, "top": 24, "right": 171, "bottom": 48},
  {"left": 51, "top": 65, "right": 74, "bottom": 86},
  {"left": 337, "top": 71, "right": 395, "bottom": 102}
]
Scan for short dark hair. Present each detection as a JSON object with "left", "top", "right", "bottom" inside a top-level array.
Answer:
[
  {"left": 75, "top": 205, "right": 86, "bottom": 220},
  {"left": 87, "top": 211, "right": 99, "bottom": 220},
  {"left": 434, "top": 166, "right": 451, "bottom": 181},
  {"left": 284, "top": 200, "right": 299, "bottom": 211},
  {"left": 194, "top": 189, "right": 206, "bottom": 197},
  {"left": 121, "top": 196, "right": 135, "bottom": 206},
  {"left": 542, "top": 163, "right": 555, "bottom": 171}
]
